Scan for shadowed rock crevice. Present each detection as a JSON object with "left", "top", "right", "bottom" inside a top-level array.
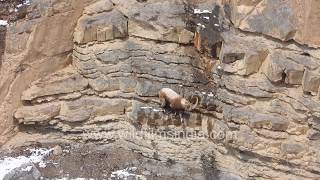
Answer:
[{"left": 0, "top": 26, "right": 6, "bottom": 69}]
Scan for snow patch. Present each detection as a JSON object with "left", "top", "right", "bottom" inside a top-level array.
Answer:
[
  {"left": 153, "top": 108, "right": 164, "bottom": 112},
  {"left": 194, "top": 9, "right": 211, "bottom": 14},
  {"left": 0, "top": 148, "right": 53, "bottom": 179},
  {"left": 16, "top": 3, "right": 23, "bottom": 8},
  {"left": 21, "top": 166, "right": 33, "bottom": 172},
  {"left": 110, "top": 167, "right": 145, "bottom": 180},
  {"left": 0, "top": 156, "right": 30, "bottom": 179},
  {"left": 141, "top": 106, "right": 152, "bottom": 109},
  {"left": 28, "top": 148, "right": 53, "bottom": 165},
  {"left": 16, "top": 0, "right": 31, "bottom": 9},
  {"left": 197, "top": 23, "right": 205, "bottom": 29},
  {"left": 0, "top": 20, "right": 8, "bottom": 26}
]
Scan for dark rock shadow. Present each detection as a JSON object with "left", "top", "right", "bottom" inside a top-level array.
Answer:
[{"left": 0, "top": 25, "right": 6, "bottom": 69}]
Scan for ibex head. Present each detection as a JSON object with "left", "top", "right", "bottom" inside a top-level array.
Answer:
[{"left": 181, "top": 95, "right": 199, "bottom": 111}]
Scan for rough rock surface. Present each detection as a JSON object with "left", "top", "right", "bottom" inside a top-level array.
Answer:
[
  {"left": 1, "top": 0, "right": 320, "bottom": 179},
  {"left": 3, "top": 163, "right": 41, "bottom": 180},
  {"left": 229, "top": 0, "right": 320, "bottom": 47}
]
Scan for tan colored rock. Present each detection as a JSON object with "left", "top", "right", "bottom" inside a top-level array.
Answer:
[
  {"left": 284, "top": 66, "right": 305, "bottom": 85},
  {"left": 129, "top": 20, "right": 192, "bottom": 44},
  {"left": 216, "top": 89, "right": 255, "bottom": 105},
  {"left": 238, "top": 0, "right": 298, "bottom": 41},
  {"left": 224, "top": 106, "right": 289, "bottom": 131},
  {"left": 21, "top": 67, "right": 88, "bottom": 101},
  {"left": 262, "top": 51, "right": 286, "bottom": 83},
  {"left": 74, "top": 10, "right": 127, "bottom": 44},
  {"left": 178, "top": 29, "right": 194, "bottom": 44},
  {"left": 222, "top": 75, "right": 273, "bottom": 98},
  {"left": 281, "top": 141, "right": 305, "bottom": 154},
  {"left": 58, "top": 97, "right": 131, "bottom": 122},
  {"left": 307, "top": 129, "right": 320, "bottom": 140},
  {"left": 53, "top": 145, "right": 63, "bottom": 155},
  {"left": 302, "top": 70, "right": 320, "bottom": 94},
  {"left": 294, "top": 0, "right": 320, "bottom": 48},
  {"left": 121, "top": 0, "right": 192, "bottom": 44},
  {"left": 119, "top": 78, "right": 137, "bottom": 93},
  {"left": 227, "top": 0, "right": 262, "bottom": 27},
  {"left": 0, "top": 0, "right": 93, "bottom": 138},
  {"left": 83, "top": 0, "right": 113, "bottom": 15},
  {"left": 263, "top": 50, "right": 305, "bottom": 84},
  {"left": 219, "top": 32, "right": 271, "bottom": 75},
  {"left": 240, "top": 50, "right": 268, "bottom": 75},
  {"left": 308, "top": 113, "right": 320, "bottom": 131},
  {"left": 268, "top": 99, "right": 307, "bottom": 123},
  {"left": 135, "top": 80, "right": 162, "bottom": 97},
  {"left": 231, "top": 0, "right": 320, "bottom": 47},
  {"left": 58, "top": 101, "right": 91, "bottom": 122},
  {"left": 14, "top": 103, "right": 61, "bottom": 124},
  {"left": 224, "top": 50, "right": 268, "bottom": 76},
  {"left": 89, "top": 76, "right": 120, "bottom": 92},
  {"left": 234, "top": 125, "right": 259, "bottom": 149},
  {"left": 3, "top": 0, "right": 320, "bottom": 179}
]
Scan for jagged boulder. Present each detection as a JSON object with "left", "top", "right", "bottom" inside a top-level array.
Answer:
[
  {"left": 302, "top": 70, "right": 320, "bottom": 94},
  {"left": 229, "top": 0, "right": 320, "bottom": 47},
  {"left": 262, "top": 50, "right": 305, "bottom": 85},
  {"left": 3, "top": 163, "right": 41, "bottom": 180},
  {"left": 74, "top": 6, "right": 128, "bottom": 44}
]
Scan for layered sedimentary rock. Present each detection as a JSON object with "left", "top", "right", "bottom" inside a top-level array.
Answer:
[{"left": 1, "top": 0, "right": 320, "bottom": 179}]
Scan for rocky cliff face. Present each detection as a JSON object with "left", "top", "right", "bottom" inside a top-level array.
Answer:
[{"left": 1, "top": 0, "right": 320, "bottom": 179}]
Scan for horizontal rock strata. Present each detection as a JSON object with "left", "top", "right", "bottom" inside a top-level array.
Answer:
[{"left": 1, "top": 0, "right": 320, "bottom": 179}]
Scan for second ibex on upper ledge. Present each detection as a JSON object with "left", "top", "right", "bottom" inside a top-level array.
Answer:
[{"left": 159, "top": 88, "right": 199, "bottom": 111}]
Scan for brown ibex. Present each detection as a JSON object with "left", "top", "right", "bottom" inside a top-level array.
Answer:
[{"left": 159, "top": 88, "right": 199, "bottom": 111}]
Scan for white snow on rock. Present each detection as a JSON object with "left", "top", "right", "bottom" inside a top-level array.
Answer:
[
  {"left": 0, "top": 20, "right": 8, "bottom": 26},
  {"left": 194, "top": 9, "right": 211, "bottom": 14},
  {"left": 16, "top": 0, "right": 31, "bottom": 8},
  {"left": 110, "top": 167, "right": 146, "bottom": 180},
  {"left": 21, "top": 165, "right": 33, "bottom": 172},
  {"left": 152, "top": 108, "right": 164, "bottom": 112},
  {"left": 0, "top": 156, "right": 30, "bottom": 179},
  {"left": 141, "top": 106, "right": 152, "bottom": 109},
  {"left": 16, "top": 3, "right": 23, "bottom": 8},
  {"left": 28, "top": 148, "right": 53, "bottom": 165},
  {"left": 0, "top": 148, "right": 53, "bottom": 179},
  {"left": 197, "top": 23, "right": 205, "bottom": 29}
]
